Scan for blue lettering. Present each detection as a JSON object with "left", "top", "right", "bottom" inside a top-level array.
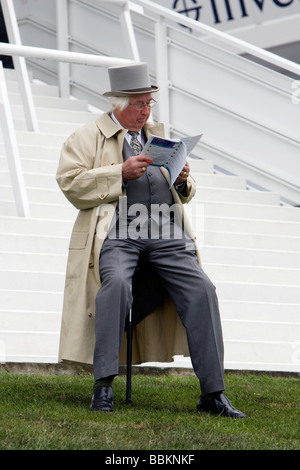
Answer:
[
  {"left": 210, "top": 0, "right": 221, "bottom": 24},
  {"left": 273, "top": 0, "right": 293, "bottom": 6},
  {"left": 210, "top": 0, "right": 250, "bottom": 24},
  {"left": 252, "top": 0, "right": 265, "bottom": 11},
  {"left": 173, "top": 0, "right": 294, "bottom": 28},
  {"left": 224, "top": 0, "right": 234, "bottom": 21},
  {"left": 239, "top": 0, "right": 249, "bottom": 17},
  {"left": 173, "top": 0, "right": 202, "bottom": 22},
  {"left": 253, "top": 0, "right": 294, "bottom": 11}
]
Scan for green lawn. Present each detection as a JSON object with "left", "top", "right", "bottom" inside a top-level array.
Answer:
[{"left": 0, "top": 371, "right": 299, "bottom": 450}]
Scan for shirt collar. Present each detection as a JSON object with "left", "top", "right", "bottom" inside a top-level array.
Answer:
[
  {"left": 111, "top": 113, "right": 144, "bottom": 146},
  {"left": 110, "top": 112, "right": 124, "bottom": 129},
  {"left": 111, "top": 112, "right": 142, "bottom": 137}
]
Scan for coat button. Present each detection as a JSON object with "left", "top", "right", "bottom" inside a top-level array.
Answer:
[
  {"left": 89, "top": 262, "right": 94, "bottom": 268},
  {"left": 88, "top": 313, "right": 93, "bottom": 318}
]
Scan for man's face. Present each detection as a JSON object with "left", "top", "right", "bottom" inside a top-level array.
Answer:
[{"left": 114, "top": 93, "right": 154, "bottom": 132}]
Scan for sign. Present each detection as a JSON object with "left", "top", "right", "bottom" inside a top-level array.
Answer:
[{"left": 150, "top": 0, "right": 300, "bottom": 31}]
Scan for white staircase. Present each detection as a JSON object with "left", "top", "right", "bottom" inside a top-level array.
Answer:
[
  {"left": 0, "top": 69, "right": 94, "bottom": 363},
  {"left": 0, "top": 69, "right": 299, "bottom": 373},
  {"left": 186, "top": 160, "right": 300, "bottom": 373}
]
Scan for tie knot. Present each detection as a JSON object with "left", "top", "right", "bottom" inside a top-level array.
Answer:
[{"left": 128, "top": 131, "right": 142, "bottom": 155}]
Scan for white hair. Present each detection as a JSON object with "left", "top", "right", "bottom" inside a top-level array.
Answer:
[{"left": 109, "top": 96, "right": 130, "bottom": 112}]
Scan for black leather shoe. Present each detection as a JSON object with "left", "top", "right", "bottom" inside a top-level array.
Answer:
[
  {"left": 197, "top": 393, "right": 246, "bottom": 418},
  {"left": 90, "top": 386, "right": 114, "bottom": 412}
]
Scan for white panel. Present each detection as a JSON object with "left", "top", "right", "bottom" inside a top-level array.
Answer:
[
  {"left": 171, "top": 92, "right": 300, "bottom": 197},
  {"left": 225, "top": 340, "right": 300, "bottom": 373},
  {"left": 168, "top": 39, "right": 300, "bottom": 140}
]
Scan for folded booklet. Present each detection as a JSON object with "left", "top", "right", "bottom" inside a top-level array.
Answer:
[{"left": 142, "top": 134, "right": 202, "bottom": 187}]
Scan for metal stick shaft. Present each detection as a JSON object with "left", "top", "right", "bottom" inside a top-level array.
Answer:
[{"left": 126, "top": 304, "right": 133, "bottom": 405}]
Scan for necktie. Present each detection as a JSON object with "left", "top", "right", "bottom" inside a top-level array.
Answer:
[{"left": 128, "top": 131, "right": 142, "bottom": 155}]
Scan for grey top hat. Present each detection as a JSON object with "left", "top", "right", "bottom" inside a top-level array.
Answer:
[{"left": 103, "top": 62, "right": 159, "bottom": 97}]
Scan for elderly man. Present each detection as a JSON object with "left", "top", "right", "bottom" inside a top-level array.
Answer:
[{"left": 56, "top": 63, "right": 245, "bottom": 418}]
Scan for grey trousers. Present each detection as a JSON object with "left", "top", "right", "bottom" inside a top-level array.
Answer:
[{"left": 94, "top": 233, "right": 225, "bottom": 395}]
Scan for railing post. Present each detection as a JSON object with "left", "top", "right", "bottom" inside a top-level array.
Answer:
[
  {"left": 155, "top": 16, "right": 170, "bottom": 137},
  {"left": 119, "top": 1, "right": 140, "bottom": 61},
  {"left": 56, "top": 0, "right": 70, "bottom": 98},
  {"left": 1, "top": 0, "right": 39, "bottom": 132},
  {"left": 0, "top": 61, "right": 30, "bottom": 218}
]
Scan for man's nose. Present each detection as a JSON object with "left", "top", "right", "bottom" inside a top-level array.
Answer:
[{"left": 141, "top": 106, "right": 150, "bottom": 115}]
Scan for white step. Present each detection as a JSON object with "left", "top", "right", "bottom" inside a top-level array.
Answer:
[
  {"left": 0, "top": 200, "right": 77, "bottom": 220},
  {"left": 3, "top": 68, "right": 33, "bottom": 81},
  {"left": 194, "top": 188, "right": 280, "bottom": 205},
  {"left": 0, "top": 330, "right": 60, "bottom": 363},
  {"left": 0, "top": 289, "right": 63, "bottom": 311},
  {"left": 0, "top": 310, "right": 61, "bottom": 332},
  {"left": 9, "top": 104, "right": 99, "bottom": 124},
  {"left": 1, "top": 156, "right": 60, "bottom": 175},
  {"left": 0, "top": 216, "right": 73, "bottom": 237},
  {"left": 222, "top": 318, "right": 300, "bottom": 343},
  {"left": 16, "top": 131, "right": 69, "bottom": 147},
  {"left": 19, "top": 159, "right": 61, "bottom": 176},
  {"left": 205, "top": 263, "right": 300, "bottom": 285},
  {"left": 0, "top": 129, "right": 70, "bottom": 146},
  {"left": 0, "top": 251, "right": 67, "bottom": 271},
  {"left": 224, "top": 340, "right": 300, "bottom": 373},
  {"left": 0, "top": 185, "right": 68, "bottom": 204},
  {"left": 219, "top": 300, "right": 299, "bottom": 323},
  {"left": 5, "top": 79, "right": 59, "bottom": 97},
  {"left": 193, "top": 172, "right": 246, "bottom": 189},
  {"left": 0, "top": 233, "right": 69, "bottom": 254},
  {"left": 201, "top": 245, "right": 300, "bottom": 268},
  {"left": 198, "top": 230, "right": 300, "bottom": 251},
  {"left": 0, "top": 270, "right": 65, "bottom": 292},
  {"left": 0, "top": 143, "right": 61, "bottom": 160},
  {"left": 187, "top": 158, "right": 214, "bottom": 173},
  {"left": 203, "top": 215, "right": 300, "bottom": 237},
  {"left": 8, "top": 93, "right": 89, "bottom": 111},
  {"left": 0, "top": 172, "right": 61, "bottom": 191},
  {"left": 13, "top": 119, "right": 89, "bottom": 135},
  {"left": 215, "top": 280, "right": 300, "bottom": 304},
  {"left": 186, "top": 201, "right": 300, "bottom": 221}
]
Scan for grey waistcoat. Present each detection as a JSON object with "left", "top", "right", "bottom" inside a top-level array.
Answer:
[
  {"left": 110, "top": 139, "right": 175, "bottom": 239},
  {"left": 123, "top": 139, "right": 173, "bottom": 211}
]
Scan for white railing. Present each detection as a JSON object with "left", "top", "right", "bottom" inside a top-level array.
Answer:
[
  {"left": 132, "top": 0, "right": 300, "bottom": 136},
  {"left": 0, "top": 41, "right": 133, "bottom": 66},
  {"left": 0, "top": 45, "right": 132, "bottom": 217},
  {"left": 0, "top": 61, "right": 30, "bottom": 217},
  {"left": 133, "top": 0, "right": 300, "bottom": 76},
  {"left": 1, "top": 0, "right": 39, "bottom": 132},
  {"left": 0, "top": 0, "right": 134, "bottom": 217}
]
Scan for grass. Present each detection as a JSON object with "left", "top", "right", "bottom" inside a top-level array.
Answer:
[{"left": 0, "top": 370, "right": 299, "bottom": 450}]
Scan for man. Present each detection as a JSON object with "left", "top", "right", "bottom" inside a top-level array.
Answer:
[{"left": 56, "top": 62, "right": 245, "bottom": 418}]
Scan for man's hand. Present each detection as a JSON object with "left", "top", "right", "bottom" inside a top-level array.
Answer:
[
  {"left": 174, "top": 161, "right": 190, "bottom": 186},
  {"left": 122, "top": 155, "right": 153, "bottom": 181}
]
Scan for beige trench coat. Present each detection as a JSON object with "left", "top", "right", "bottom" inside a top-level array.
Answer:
[{"left": 56, "top": 112, "right": 200, "bottom": 366}]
